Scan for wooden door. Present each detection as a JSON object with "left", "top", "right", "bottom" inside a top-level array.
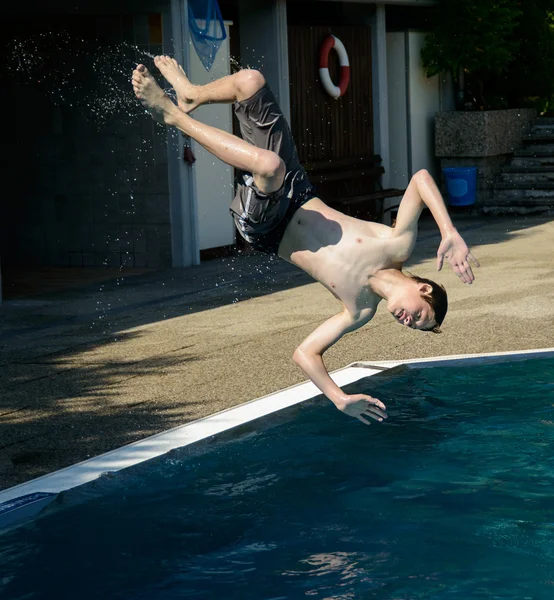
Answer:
[{"left": 287, "top": 25, "right": 374, "bottom": 164}]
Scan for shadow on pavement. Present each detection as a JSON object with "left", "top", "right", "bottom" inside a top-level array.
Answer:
[{"left": 1, "top": 212, "right": 553, "bottom": 490}]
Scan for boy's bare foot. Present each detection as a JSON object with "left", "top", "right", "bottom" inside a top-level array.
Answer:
[
  {"left": 131, "top": 64, "right": 180, "bottom": 126},
  {"left": 154, "top": 55, "right": 200, "bottom": 113}
]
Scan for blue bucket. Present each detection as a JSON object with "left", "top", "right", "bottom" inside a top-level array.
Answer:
[{"left": 442, "top": 167, "right": 477, "bottom": 206}]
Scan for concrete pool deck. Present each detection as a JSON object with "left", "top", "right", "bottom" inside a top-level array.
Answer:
[{"left": 2, "top": 212, "right": 554, "bottom": 491}]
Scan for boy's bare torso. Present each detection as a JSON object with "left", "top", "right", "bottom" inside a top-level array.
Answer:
[
  {"left": 132, "top": 59, "right": 479, "bottom": 425},
  {"left": 278, "top": 197, "right": 417, "bottom": 315}
]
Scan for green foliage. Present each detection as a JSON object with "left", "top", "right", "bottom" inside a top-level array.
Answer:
[
  {"left": 421, "top": 0, "right": 522, "bottom": 83},
  {"left": 499, "top": 2, "right": 554, "bottom": 106},
  {"left": 419, "top": 0, "right": 554, "bottom": 109}
]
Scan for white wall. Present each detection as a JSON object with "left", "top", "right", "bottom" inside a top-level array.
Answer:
[
  {"left": 386, "top": 30, "right": 440, "bottom": 188},
  {"left": 386, "top": 32, "right": 409, "bottom": 189},
  {"left": 407, "top": 32, "right": 440, "bottom": 178},
  {"left": 372, "top": 5, "right": 390, "bottom": 188},
  {"left": 238, "top": 0, "right": 290, "bottom": 122},
  {"left": 188, "top": 22, "right": 236, "bottom": 251}
]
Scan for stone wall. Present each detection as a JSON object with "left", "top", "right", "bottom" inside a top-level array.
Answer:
[
  {"left": 436, "top": 109, "right": 537, "bottom": 157},
  {"left": 2, "top": 13, "right": 172, "bottom": 269},
  {"left": 435, "top": 109, "right": 537, "bottom": 206}
]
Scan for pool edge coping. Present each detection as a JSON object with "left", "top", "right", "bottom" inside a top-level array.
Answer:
[
  {"left": 0, "top": 364, "right": 383, "bottom": 513},
  {"left": 2, "top": 347, "right": 554, "bottom": 529}
]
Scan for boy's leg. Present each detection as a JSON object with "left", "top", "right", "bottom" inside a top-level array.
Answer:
[
  {"left": 153, "top": 55, "right": 263, "bottom": 113},
  {"left": 132, "top": 63, "right": 285, "bottom": 194}
]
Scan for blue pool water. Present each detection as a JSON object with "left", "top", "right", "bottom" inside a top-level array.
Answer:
[{"left": 1, "top": 355, "right": 554, "bottom": 599}]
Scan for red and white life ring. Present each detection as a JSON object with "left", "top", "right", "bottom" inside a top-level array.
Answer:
[{"left": 319, "top": 35, "right": 350, "bottom": 99}]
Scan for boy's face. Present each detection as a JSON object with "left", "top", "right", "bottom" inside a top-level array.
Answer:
[{"left": 388, "top": 284, "right": 436, "bottom": 330}]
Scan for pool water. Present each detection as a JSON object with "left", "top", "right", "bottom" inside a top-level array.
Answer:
[{"left": 2, "top": 356, "right": 554, "bottom": 599}]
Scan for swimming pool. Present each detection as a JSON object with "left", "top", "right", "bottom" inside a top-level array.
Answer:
[{"left": 1, "top": 350, "right": 554, "bottom": 599}]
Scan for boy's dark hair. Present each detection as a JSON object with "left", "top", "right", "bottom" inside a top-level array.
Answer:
[{"left": 408, "top": 274, "right": 448, "bottom": 333}]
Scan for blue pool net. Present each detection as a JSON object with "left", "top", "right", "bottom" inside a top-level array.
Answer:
[{"left": 188, "top": 0, "right": 227, "bottom": 71}]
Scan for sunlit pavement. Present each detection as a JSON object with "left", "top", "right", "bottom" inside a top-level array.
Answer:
[{"left": 1, "top": 212, "right": 554, "bottom": 490}]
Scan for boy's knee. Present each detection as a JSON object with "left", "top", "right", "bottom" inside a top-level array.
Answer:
[
  {"left": 414, "top": 169, "right": 431, "bottom": 182},
  {"left": 236, "top": 69, "right": 266, "bottom": 99}
]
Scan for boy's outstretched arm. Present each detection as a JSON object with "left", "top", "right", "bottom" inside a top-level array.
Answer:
[
  {"left": 392, "top": 169, "right": 480, "bottom": 284},
  {"left": 292, "top": 310, "right": 388, "bottom": 425}
]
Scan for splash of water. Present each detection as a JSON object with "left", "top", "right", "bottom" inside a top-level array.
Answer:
[{"left": 5, "top": 32, "right": 178, "bottom": 128}]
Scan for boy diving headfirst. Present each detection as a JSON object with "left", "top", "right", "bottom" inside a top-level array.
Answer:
[{"left": 131, "top": 56, "right": 480, "bottom": 426}]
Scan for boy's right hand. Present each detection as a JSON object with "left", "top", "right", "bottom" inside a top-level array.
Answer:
[{"left": 336, "top": 394, "right": 388, "bottom": 425}]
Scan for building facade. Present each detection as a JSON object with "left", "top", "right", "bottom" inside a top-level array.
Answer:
[{"left": 0, "top": 0, "right": 447, "bottom": 301}]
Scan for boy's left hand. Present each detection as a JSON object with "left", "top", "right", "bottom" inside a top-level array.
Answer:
[{"left": 437, "top": 229, "right": 480, "bottom": 284}]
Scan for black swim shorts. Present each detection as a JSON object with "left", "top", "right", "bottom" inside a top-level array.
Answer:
[{"left": 229, "top": 83, "right": 315, "bottom": 255}]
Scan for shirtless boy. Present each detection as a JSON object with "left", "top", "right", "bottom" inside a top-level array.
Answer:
[{"left": 131, "top": 56, "right": 479, "bottom": 426}]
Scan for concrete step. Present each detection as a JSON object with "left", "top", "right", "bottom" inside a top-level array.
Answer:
[
  {"left": 487, "top": 117, "right": 554, "bottom": 214},
  {"left": 489, "top": 191, "right": 554, "bottom": 207},
  {"left": 513, "top": 147, "right": 554, "bottom": 156},
  {"left": 493, "top": 184, "right": 554, "bottom": 199},
  {"left": 531, "top": 125, "right": 554, "bottom": 135},
  {"left": 523, "top": 134, "right": 554, "bottom": 144},
  {"left": 515, "top": 143, "right": 554, "bottom": 153},
  {"left": 483, "top": 203, "right": 554, "bottom": 215},
  {"left": 503, "top": 165, "right": 554, "bottom": 172},
  {"left": 530, "top": 118, "right": 554, "bottom": 135},
  {"left": 511, "top": 149, "right": 554, "bottom": 168},
  {"left": 498, "top": 168, "right": 554, "bottom": 184},
  {"left": 511, "top": 155, "right": 554, "bottom": 167}
]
